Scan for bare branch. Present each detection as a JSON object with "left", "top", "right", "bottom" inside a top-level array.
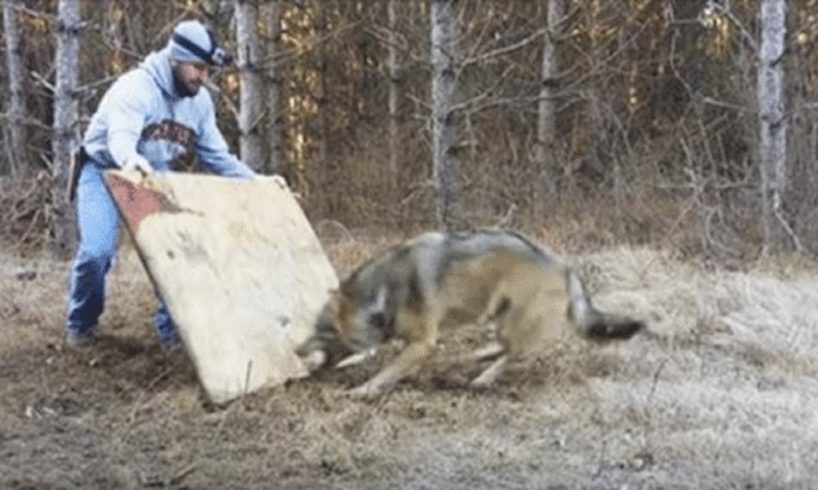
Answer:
[
  {"left": 461, "top": 28, "right": 546, "bottom": 68},
  {"left": 700, "top": 96, "right": 753, "bottom": 113},
  {"left": 30, "top": 70, "right": 56, "bottom": 93}
]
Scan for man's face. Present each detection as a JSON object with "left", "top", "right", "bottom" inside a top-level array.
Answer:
[{"left": 172, "top": 61, "right": 210, "bottom": 96}]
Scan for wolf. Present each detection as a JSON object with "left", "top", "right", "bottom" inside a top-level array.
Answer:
[{"left": 297, "top": 229, "right": 644, "bottom": 399}]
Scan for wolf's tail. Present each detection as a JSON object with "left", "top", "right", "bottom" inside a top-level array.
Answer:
[{"left": 565, "top": 270, "right": 643, "bottom": 340}]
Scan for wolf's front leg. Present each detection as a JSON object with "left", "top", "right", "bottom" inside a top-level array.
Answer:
[
  {"left": 470, "top": 354, "right": 508, "bottom": 388},
  {"left": 348, "top": 340, "right": 436, "bottom": 399}
]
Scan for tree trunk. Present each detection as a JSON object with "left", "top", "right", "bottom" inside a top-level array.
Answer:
[
  {"left": 431, "top": 0, "right": 459, "bottom": 229},
  {"left": 236, "top": 0, "right": 265, "bottom": 171},
  {"left": 3, "top": 0, "right": 27, "bottom": 178},
  {"left": 50, "top": 0, "right": 81, "bottom": 259},
  {"left": 536, "top": 0, "right": 564, "bottom": 192},
  {"left": 387, "top": 0, "right": 403, "bottom": 188},
  {"left": 202, "top": 0, "right": 235, "bottom": 21},
  {"left": 757, "top": 0, "right": 789, "bottom": 252},
  {"left": 264, "top": 0, "right": 287, "bottom": 176},
  {"left": 315, "top": 0, "right": 329, "bottom": 170}
]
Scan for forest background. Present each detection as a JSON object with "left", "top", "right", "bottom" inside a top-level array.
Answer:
[{"left": 1, "top": 0, "right": 816, "bottom": 265}]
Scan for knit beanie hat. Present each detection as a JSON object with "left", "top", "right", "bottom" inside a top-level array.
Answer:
[{"left": 168, "top": 20, "right": 232, "bottom": 66}]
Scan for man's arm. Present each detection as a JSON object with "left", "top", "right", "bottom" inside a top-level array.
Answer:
[
  {"left": 104, "top": 76, "right": 150, "bottom": 167},
  {"left": 196, "top": 94, "right": 256, "bottom": 179}
]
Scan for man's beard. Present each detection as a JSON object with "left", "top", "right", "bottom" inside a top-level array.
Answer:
[{"left": 173, "top": 72, "right": 199, "bottom": 98}]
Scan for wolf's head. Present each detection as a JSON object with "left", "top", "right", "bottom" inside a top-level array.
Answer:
[
  {"left": 295, "top": 292, "right": 346, "bottom": 371},
  {"left": 296, "top": 284, "right": 393, "bottom": 371},
  {"left": 336, "top": 284, "right": 394, "bottom": 351}
]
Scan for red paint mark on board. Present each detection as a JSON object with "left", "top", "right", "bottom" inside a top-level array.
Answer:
[{"left": 104, "top": 172, "right": 170, "bottom": 233}]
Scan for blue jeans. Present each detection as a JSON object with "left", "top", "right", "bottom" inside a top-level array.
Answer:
[{"left": 66, "top": 163, "right": 178, "bottom": 343}]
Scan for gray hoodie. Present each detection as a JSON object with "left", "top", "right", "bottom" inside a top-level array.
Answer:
[{"left": 82, "top": 46, "right": 254, "bottom": 178}]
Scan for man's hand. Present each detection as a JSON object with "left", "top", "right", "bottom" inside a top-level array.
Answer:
[{"left": 121, "top": 155, "right": 153, "bottom": 175}]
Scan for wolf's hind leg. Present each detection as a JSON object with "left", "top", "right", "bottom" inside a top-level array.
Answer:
[{"left": 468, "top": 299, "right": 539, "bottom": 388}]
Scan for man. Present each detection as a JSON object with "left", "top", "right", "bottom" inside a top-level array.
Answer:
[{"left": 65, "top": 20, "right": 255, "bottom": 348}]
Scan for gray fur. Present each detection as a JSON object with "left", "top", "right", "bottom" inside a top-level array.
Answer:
[{"left": 297, "top": 229, "right": 644, "bottom": 395}]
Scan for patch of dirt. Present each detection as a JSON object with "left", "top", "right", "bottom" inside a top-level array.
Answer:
[{"left": 2, "top": 243, "right": 818, "bottom": 488}]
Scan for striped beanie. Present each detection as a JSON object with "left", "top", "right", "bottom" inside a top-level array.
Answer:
[{"left": 168, "top": 20, "right": 222, "bottom": 65}]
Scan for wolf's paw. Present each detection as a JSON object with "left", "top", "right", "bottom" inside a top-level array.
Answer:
[
  {"left": 470, "top": 368, "right": 502, "bottom": 389},
  {"left": 347, "top": 382, "right": 384, "bottom": 400},
  {"left": 299, "top": 350, "right": 327, "bottom": 372},
  {"left": 334, "top": 348, "right": 377, "bottom": 369},
  {"left": 469, "top": 377, "right": 496, "bottom": 390}
]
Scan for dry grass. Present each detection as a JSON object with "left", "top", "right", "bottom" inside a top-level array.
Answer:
[{"left": 2, "top": 230, "right": 818, "bottom": 488}]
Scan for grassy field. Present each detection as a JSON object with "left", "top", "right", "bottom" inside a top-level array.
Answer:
[{"left": 2, "top": 231, "right": 818, "bottom": 488}]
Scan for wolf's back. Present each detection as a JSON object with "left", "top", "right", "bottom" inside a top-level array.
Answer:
[{"left": 446, "top": 229, "right": 558, "bottom": 264}]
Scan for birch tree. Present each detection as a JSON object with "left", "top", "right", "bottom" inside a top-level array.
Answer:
[
  {"left": 431, "top": 0, "right": 459, "bottom": 228},
  {"left": 757, "top": 0, "right": 789, "bottom": 252},
  {"left": 264, "top": 0, "right": 286, "bottom": 176},
  {"left": 50, "top": 0, "right": 81, "bottom": 259},
  {"left": 315, "top": 0, "right": 329, "bottom": 169},
  {"left": 3, "top": 0, "right": 27, "bottom": 177},
  {"left": 236, "top": 0, "right": 264, "bottom": 171},
  {"left": 386, "top": 0, "right": 404, "bottom": 187},
  {"left": 536, "top": 0, "right": 565, "bottom": 190}
]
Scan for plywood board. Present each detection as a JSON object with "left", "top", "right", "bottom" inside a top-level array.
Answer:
[{"left": 104, "top": 170, "right": 337, "bottom": 404}]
